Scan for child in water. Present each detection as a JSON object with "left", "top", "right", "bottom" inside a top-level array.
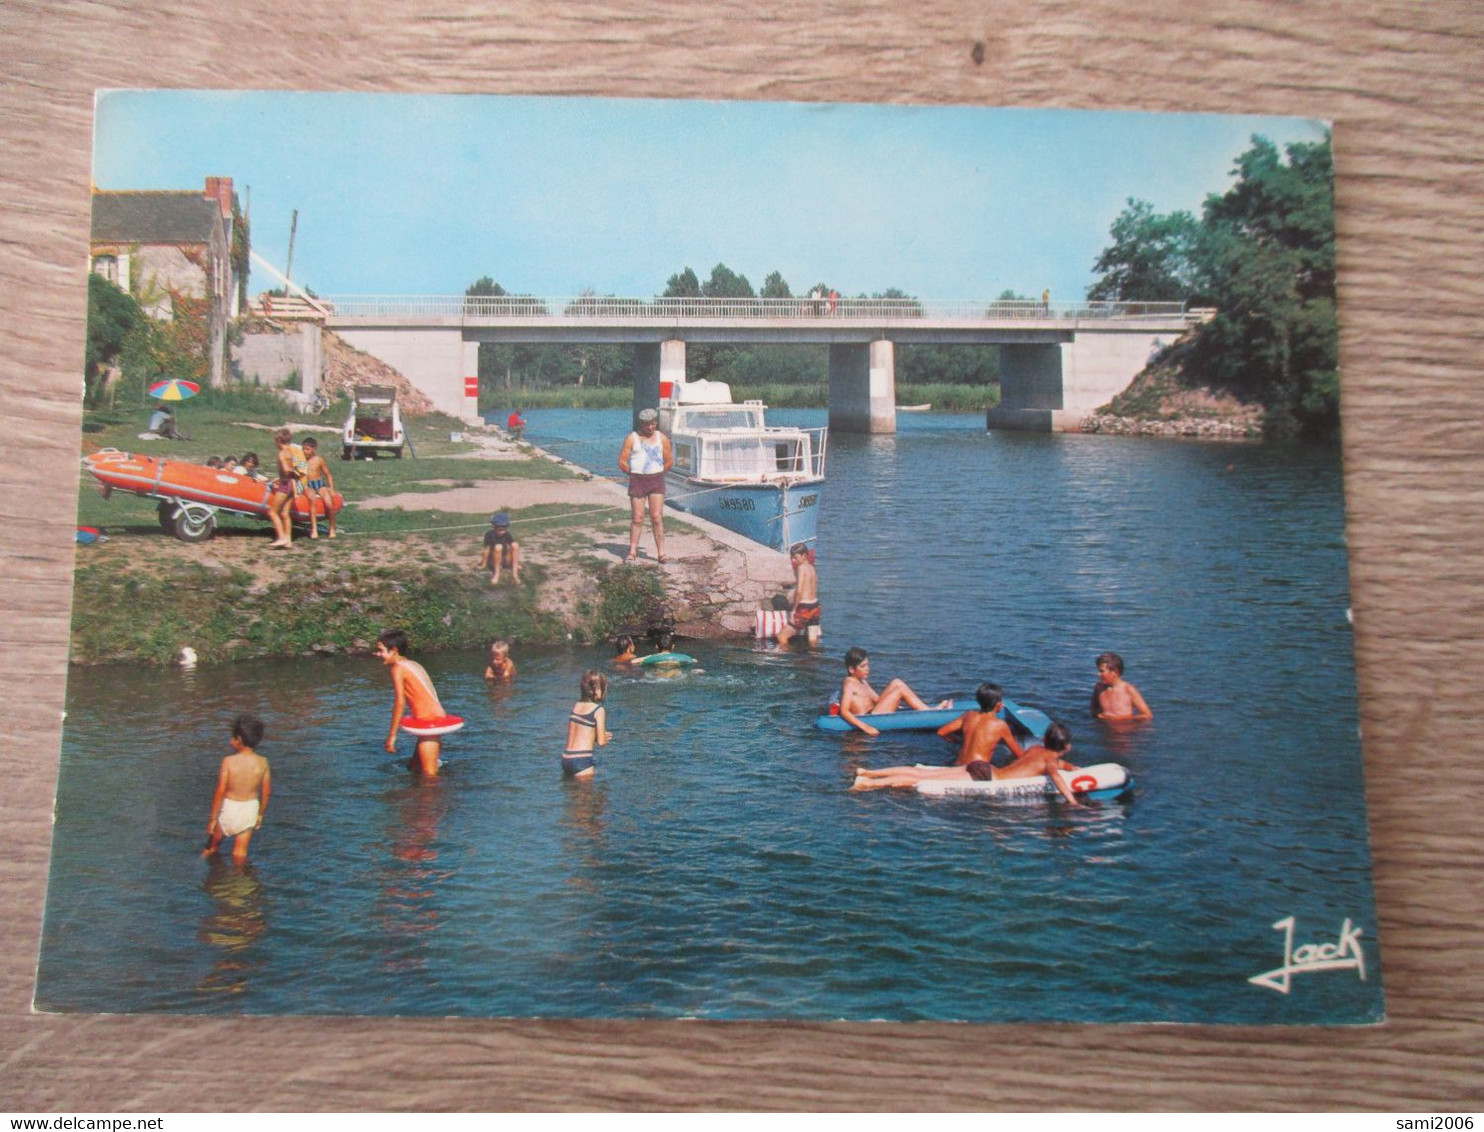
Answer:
[
  {"left": 375, "top": 628, "right": 448, "bottom": 776},
  {"left": 484, "top": 639, "right": 516, "bottom": 681},
  {"left": 838, "top": 646, "right": 950, "bottom": 736},
  {"left": 611, "top": 635, "right": 639, "bottom": 665},
  {"left": 562, "top": 669, "right": 612, "bottom": 779},
  {"left": 202, "top": 714, "right": 272, "bottom": 862},
  {"left": 1091, "top": 652, "right": 1153, "bottom": 720},
  {"left": 853, "top": 721, "right": 1084, "bottom": 805}
]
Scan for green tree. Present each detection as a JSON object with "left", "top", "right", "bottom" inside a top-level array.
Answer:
[
  {"left": 701, "top": 262, "right": 755, "bottom": 299},
  {"left": 663, "top": 267, "right": 701, "bottom": 298},
  {"left": 1088, "top": 199, "right": 1201, "bottom": 302},
  {"left": 466, "top": 275, "right": 507, "bottom": 297},
  {"left": 85, "top": 274, "right": 142, "bottom": 405},
  {"left": 1187, "top": 134, "right": 1338, "bottom": 436},
  {"left": 760, "top": 271, "right": 792, "bottom": 299}
]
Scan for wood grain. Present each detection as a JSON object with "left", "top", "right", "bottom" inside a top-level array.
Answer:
[{"left": 4, "top": 0, "right": 1482, "bottom": 1111}]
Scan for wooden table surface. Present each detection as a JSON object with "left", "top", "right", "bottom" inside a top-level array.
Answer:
[{"left": 4, "top": 0, "right": 1482, "bottom": 1111}]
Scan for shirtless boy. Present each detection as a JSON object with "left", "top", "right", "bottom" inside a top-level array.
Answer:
[
  {"left": 300, "top": 437, "right": 337, "bottom": 539},
  {"left": 1091, "top": 652, "right": 1153, "bottom": 720},
  {"left": 853, "top": 721, "right": 1084, "bottom": 805},
  {"left": 936, "top": 682, "right": 1025, "bottom": 766},
  {"left": 203, "top": 714, "right": 272, "bottom": 862},
  {"left": 775, "top": 542, "right": 821, "bottom": 646},
  {"left": 838, "top": 646, "right": 950, "bottom": 736},
  {"left": 484, "top": 639, "right": 516, "bottom": 681},
  {"left": 376, "top": 629, "right": 448, "bottom": 776}
]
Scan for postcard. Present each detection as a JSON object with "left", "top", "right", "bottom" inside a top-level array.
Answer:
[{"left": 39, "top": 92, "right": 1380, "bottom": 1024}]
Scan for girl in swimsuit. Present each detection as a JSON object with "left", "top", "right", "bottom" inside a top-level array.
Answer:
[
  {"left": 267, "top": 428, "right": 297, "bottom": 548},
  {"left": 563, "top": 669, "right": 612, "bottom": 779}
]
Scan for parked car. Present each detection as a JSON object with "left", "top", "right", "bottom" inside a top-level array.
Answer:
[{"left": 342, "top": 385, "right": 405, "bottom": 459}]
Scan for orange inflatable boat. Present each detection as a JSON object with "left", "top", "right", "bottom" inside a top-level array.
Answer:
[{"left": 82, "top": 448, "right": 344, "bottom": 542}]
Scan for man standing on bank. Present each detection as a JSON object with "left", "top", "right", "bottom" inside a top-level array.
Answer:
[{"left": 618, "top": 407, "right": 674, "bottom": 563}]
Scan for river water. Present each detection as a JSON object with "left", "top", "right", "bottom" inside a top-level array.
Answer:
[{"left": 38, "top": 410, "right": 1381, "bottom": 1023}]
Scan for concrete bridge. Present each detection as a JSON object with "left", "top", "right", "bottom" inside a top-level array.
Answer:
[{"left": 322, "top": 295, "right": 1204, "bottom": 433}]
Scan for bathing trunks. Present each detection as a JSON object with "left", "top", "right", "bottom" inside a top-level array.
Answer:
[
  {"left": 791, "top": 601, "right": 821, "bottom": 628},
  {"left": 562, "top": 753, "right": 596, "bottom": 775},
  {"left": 627, "top": 471, "right": 666, "bottom": 499},
  {"left": 270, "top": 477, "right": 295, "bottom": 496},
  {"left": 217, "top": 796, "right": 260, "bottom": 837},
  {"left": 306, "top": 478, "right": 327, "bottom": 491},
  {"left": 965, "top": 761, "right": 997, "bottom": 781}
]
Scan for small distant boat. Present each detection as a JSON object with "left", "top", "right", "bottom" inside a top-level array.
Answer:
[
  {"left": 897, "top": 403, "right": 932, "bottom": 412},
  {"left": 82, "top": 448, "right": 343, "bottom": 542},
  {"left": 658, "top": 378, "right": 826, "bottom": 553}
]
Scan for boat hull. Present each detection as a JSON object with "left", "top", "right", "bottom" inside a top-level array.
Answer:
[
  {"left": 664, "top": 473, "right": 821, "bottom": 552},
  {"left": 83, "top": 449, "right": 343, "bottom": 523}
]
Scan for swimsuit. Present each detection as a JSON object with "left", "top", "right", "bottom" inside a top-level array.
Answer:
[
  {"left": 270, "top": 477, "right": 295, "bottom": 496},
  {"left": 563, "top": 705, "right": 600, "bottom": 774},
  {"left": 562, "top": 754, "right": 595, "bottom": 775},
  {"left": 790, "top": 601, "right": 821, "bottom": 628},
  {"left": 306, "top": 478, "right": 327, "bottom": 491},
  {"left": 217, "top": 796, "right": 260, "bottom": 837},
  {"left": 966, "top": 761, "right": 997, "bottom": 781}
]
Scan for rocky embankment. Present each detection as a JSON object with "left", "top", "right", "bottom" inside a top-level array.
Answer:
[{"left": 1078, "top": 414, "right": 1261, "bottom": 440}]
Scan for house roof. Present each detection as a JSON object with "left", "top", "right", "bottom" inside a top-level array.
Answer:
[{"left": 90, "top": 191, "right": 223, "bottom": 246}]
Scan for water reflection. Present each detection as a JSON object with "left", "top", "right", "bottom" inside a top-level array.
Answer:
[
  {"left": 196, "top": 857, "right": 267, "bottom": 998},
  {"left": 377, "top": 778, "right": 453, "bottom": 972}
]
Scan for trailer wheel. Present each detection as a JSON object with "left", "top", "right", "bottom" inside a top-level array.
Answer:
[{"left": 172, "top": 508, "right": 217, "bottom": 543}]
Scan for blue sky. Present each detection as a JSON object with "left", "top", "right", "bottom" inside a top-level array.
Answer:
[{"left": 93, "top": 91, "right": 1329, "bottom": 302}]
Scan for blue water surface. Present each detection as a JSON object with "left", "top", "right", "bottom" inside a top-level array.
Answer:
[{"left": 37, "top": 411, "right": 1382, "bottom": 1023}]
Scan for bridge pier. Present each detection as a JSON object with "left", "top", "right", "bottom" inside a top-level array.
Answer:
[
  {"left": 634, "top": 339, "right": 686, "bottom": 418},
  {"left": 827, "top": 341, "right": 896, "bottom": 434}
]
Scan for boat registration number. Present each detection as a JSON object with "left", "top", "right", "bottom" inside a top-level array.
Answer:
[
  {"left": 720, "top": 497, "right": 756, "bottom": 512},
  {"left": 798, "top": 494, "right": 818, "bottom": 508}
]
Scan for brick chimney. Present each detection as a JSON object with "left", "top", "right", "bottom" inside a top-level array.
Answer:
[{"left": 204, "top": 176, "right": 234, "bottom": 219}]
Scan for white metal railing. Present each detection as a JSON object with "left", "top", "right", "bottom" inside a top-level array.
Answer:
[{"left": 323, "top": 294, "right": 1190, "bottom": 322}]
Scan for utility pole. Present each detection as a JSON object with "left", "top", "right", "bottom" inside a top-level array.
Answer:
[{"left": 285, "top": 209, "right": 298, "bottom": 284}]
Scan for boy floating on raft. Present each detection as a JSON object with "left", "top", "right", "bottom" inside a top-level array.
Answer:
[
  {"left": 1091, "top": 652, "right": 1153, "bottom": 720},
  {"left": 202, "top": 714, "right": 272, "bottom": 862},
  {"left": 852, "top": 722, "right": 1084, "bottom": 805},
  {"left": 937, "top": 682, "right": 1025, "bottom": 766},
  {"left": 375, "top": 629, "right": 456, "bottom": 776},
  {"left": 838, "top": 646, "right": 951, "bottom": 736}
]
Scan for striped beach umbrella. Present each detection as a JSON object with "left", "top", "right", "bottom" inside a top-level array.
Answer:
[{"left": 148, "top": 379, "right": 200, "bottom": 401}]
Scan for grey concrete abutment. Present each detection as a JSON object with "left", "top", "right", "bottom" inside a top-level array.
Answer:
[{"left": 632, "top": 338, "right": 898, "bottom": 434}]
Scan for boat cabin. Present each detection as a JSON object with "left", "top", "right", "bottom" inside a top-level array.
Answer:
[{"left": 659, "top": 378, "right": 825, "bottom": 484}]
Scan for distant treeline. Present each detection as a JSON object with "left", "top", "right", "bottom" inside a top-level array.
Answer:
[
  {"left": 1088, "top": 134, "right": 1337, "bottom": 438},
  {"left": 466, "top": 271, "right": 1010, "bottom": 413}
]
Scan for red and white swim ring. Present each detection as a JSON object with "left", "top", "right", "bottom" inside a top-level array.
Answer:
[
  {"left": 1070, "top": 774, "right": 1098, "bottom": 793},
  {"left": 401, "top": 714, "right": 465, "bottom": 737}
]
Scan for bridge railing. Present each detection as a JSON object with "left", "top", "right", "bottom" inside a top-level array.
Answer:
[{"left": 322, "top": 295, "right": 1190, "bottom": 322}]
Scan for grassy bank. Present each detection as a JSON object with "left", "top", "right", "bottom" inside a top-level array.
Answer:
[{"left": 71, "top": 391, "right": 676, "bottom": 665}]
